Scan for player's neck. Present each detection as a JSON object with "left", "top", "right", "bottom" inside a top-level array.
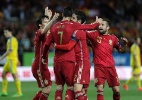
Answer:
[
  {"left": 62, "top": 17, "right": 71, "bottom": 21},
  {"left": 103, "top": 32, "right": 109, "bottom": 35}
]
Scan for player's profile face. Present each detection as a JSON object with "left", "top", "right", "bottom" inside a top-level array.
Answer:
[
  {"left": 42, "top": 17, "right": 49, "bottom": 27},
  {"left": 71, "top": 13, "right": 77, "bottom": 22},
  {"left": 4, "top": 30, "right": 10, "bottom": 38}
]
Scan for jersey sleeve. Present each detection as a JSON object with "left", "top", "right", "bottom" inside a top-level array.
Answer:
[
  {"left": 86, "top": 30, "right": 98, "bottom": 42},
  {"left": 113, "top": 36, "right": 119, "bottom": 47},
  {"left": 72, "top": 22, "right": 99, "bottom": 30},
  {"left": 113, "top": 36, "right": 122, "bottom": 51},
  {"left": 55, "top": 40, "right": 77, "bottom": 50},
  {"left": 7, "top": 38, "right": 13, "bottom": 51},
  {"left": 42, "top": 30, "right": 54, "bottom": 59}
]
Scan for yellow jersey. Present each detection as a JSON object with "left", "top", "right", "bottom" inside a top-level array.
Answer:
[
  {"left": 130, "top": 43, "right": 141, "bottom": 67},
  {"left": 6, "top": 36, "right": 18, "bottom": 60}
]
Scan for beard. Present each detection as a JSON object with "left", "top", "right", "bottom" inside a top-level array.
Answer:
[{"left": 98, "top": 29, "right": 106, "bottom": 35}]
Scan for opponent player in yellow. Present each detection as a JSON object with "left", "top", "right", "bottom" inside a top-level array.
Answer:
[
  {"left": 0, "top": 27, "right": 23, "bottom": 97},
  {"left": 123, "top": 37, "right": 142, "bottom": 91}
]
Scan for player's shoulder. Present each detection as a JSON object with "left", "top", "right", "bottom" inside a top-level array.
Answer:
[
  {"left": 131, "top": 44, "right": 138, "bottom": 51},
  {"left": 12, "top": 36, "right": 16, "bottom": 39},
  {"left": 14, "top": 37, "right": 18, "bottom": 44},
  {"left": 11, "top": 36, "right": 18, "bottom": 41},
  {"left": 110, "top": 34, "right": 118, "bottom": 39},
  {"left": 75, "top": 30, "right": 86, "bottom": 38},
  {"left": 52, "top": 21, "right": 67, "bottom": 27},
  {"left": 132, "top": 43, "right": 138, "bottom": 48},
  {"left": 74, "top": 30, "right": 86, "bottom": 36},
  {"left": 86, "top": 30, "right": 98, "bottom": 34}
]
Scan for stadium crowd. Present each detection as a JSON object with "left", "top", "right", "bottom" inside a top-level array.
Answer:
[{"left": 0, "top": 0, "right": 142, "bottom": 64}]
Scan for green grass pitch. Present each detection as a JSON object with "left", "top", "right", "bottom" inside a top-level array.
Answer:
[{"left": 0, "top": 80, "right": 142, "bottom": 100}]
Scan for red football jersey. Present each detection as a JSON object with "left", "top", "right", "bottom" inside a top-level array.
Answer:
[
  {"left": 43, "top": 20, "right": 99, "bottom": 62},
  {"left": 32, "top": 30, "right": 48, "bottom": 69},
  {"left": 86, "top": 30, "right": 119, "bottom": 67},
  {"left": 74, "top": 30, "right": 90, "bottom": 64}
]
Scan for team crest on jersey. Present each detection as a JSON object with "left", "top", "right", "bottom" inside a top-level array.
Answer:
[{"left": 109, "top": 40, "right": 112, "bottom": 45}]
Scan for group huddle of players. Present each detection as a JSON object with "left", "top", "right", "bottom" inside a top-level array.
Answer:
[{"left": 32, "top": 6, "right": 128, "bottom": 100}]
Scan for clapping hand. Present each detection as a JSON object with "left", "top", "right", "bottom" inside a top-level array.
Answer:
[
  {"left": 120, "top": 37, "right": 128, "bottom": 46},
  {"left": 45, "top": 6, "right": 52, "bottom": 20}
]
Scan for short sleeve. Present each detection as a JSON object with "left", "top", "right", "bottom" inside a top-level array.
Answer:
[
  {"left": 113, "top": 35, "right": 119, "bottom": 48},
  {"left": 86, "top": 30, "right": 98, "bottom": 42}
]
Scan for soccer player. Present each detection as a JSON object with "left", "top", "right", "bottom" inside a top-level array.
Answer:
[
  {"left": 86, "top": 19, "right": 128, "bottom": 100},
  {"left": 55, "top": 18, "right": 128, "bottom": 100},
  {"left": 55, "top": 10, "right": 102, "bottom": 100},
  {"left": 0, "top": 27, "right": 23, "bottom": 97},
  {"left": 42, "top": 6, "right": 100, "bottom": 100},
  {"left": 31, "top": 7, "right": 59, "bottom": 100},
  {"left": 123, "top": 37, "right": 142, "bottom": 91}
]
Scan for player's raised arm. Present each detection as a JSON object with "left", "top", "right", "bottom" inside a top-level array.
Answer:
[
  {"left": 41, "top": 12, "right": 59, "bottom": 34},
  {"left": 45, "top": 6, "right": 52, "bottom": 21},
  {"left": 72, "top": 21, "right": 99, "bottom": 30}
]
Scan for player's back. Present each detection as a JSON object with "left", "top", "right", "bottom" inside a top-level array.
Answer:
[
  {"left": 51, "top": 20, "right": 76, "bottom": 62},
  {"left": 51, "top": 20, "right": 77, "bottom": 45},
  {"left": 6, "top": 36, "right": 18, "bottom": 60}
]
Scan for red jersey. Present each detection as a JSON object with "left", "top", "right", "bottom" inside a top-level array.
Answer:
[
  {"left": 86, "top": 30, "right": 119, "bottom": 67},
  {"left": 32, "top": 30, "right": 48, "bottom": 69},
  {"left": 74, "top": 30, "right": 90, "bottom": 64},
  {"left": 43, "top": 20, "right": 99, "bottom": 62}
]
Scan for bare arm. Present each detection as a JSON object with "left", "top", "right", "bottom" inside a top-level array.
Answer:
[
  {"left": 41, "top": 13, "right": 59, "bottom": 34},
  {"left": 0, "top": 50, "right": 12, "bottom": 61}
]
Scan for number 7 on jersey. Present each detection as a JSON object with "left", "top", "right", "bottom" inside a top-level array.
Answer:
[{"left": 58, "top": 31, "right": 63, "bottom": 44}]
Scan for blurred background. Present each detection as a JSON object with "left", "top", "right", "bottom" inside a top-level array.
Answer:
[{"left": 0, "top": 0, "right": 142, "bottom": 66}]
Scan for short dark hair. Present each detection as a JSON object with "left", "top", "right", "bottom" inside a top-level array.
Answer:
[
  {"left": 103, "top": 18, "right": 111, "bottom": 27},
  {"left": 4, "top": 26, "right": 12, "bottom": 32},
  {"left": 36, "top": 15, "right": 49, "bottom": 29},
  {"left": 74, "top": 10, "right": 87, "bottom": 24},
  {"left": 62, "top": 6, "right": 73, "bottom": 17},
  {"left": 134, "top": 37, "right": 140, "bottom": 41}
]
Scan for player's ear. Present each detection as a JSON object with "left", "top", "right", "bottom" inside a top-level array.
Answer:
[
  {"left": 107, "top": 26, "right": 110, "bottom": 30},
  {"left": 39, "top": 24, "right": 42, "bottom": 27},
  {"left": 78, "top": 20, "right": 81, "bottom": 24}
]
